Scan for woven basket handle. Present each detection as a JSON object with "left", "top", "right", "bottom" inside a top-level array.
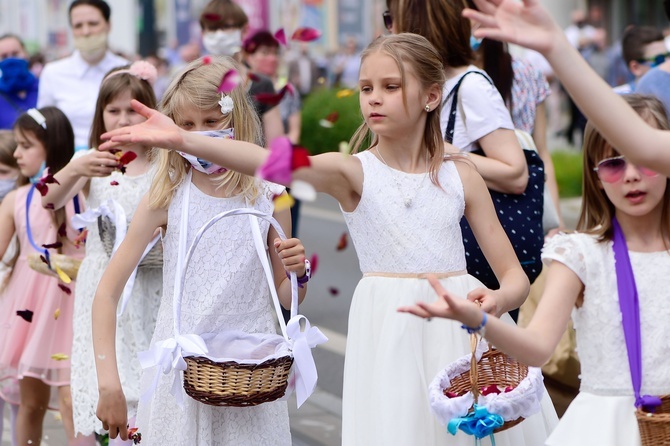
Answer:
[
  {"left": 172, "top": 176, "right": 298, "bottom": 341},
  {"left": 469, "top": 333, "right": 480, "bottom": 403}
]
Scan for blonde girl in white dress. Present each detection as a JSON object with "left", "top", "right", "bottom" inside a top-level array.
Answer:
[{"left": 91, "top": 57, "right": 308, "bottom": 445}]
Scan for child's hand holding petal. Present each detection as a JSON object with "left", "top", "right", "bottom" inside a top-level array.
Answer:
[
  {"left": 75, "top": 150, "right": 119, "bottom": 177},
  {"left": 274, "top": 237, "right": 307, "bottom": 277},
  {"left": 97, "top": 387, "right": 129, "bottom": 440},
  {"left": 466, "top": 287, "right": 501, "bottom": 317}
]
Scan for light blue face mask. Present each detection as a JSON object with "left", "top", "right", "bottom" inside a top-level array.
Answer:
[
  {"left": 177, "top": 129, "right": 234, "bottom": 175},
  {"left": 470, "top": 35, "right": 483, "bottom": 51},
  {"left": 0, "top": 178, "right": 16, "bottom": 201},
  {"left": 29, "top": 161, "right": 46, "bottom": 184}
]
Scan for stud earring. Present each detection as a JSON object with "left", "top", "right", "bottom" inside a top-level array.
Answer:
[{"left": 425, "top": 105, "right": 430, "bottom": 112}]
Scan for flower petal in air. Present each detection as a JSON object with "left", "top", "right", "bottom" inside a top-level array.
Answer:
[
  {"left": 202, "top": 13, "right": 221, "bottom": 22},
  {"left": 319, "top": 119, "right": 334, "bottom": 128},
  {"left": 273, "top": 193, "right": 295, "bottom": 212},
  {"left": 336, "top": 89, "right": 354, "bottom": 99},
  {"left": 55, "top": 265, "right": 72, "bottom": 284},
  {"left": 45, "top": 203, "right": 55, "bottom": 210},
  {"left": 16, "top": 309, "right": 33, "bottom": 322},
  {"left": 274, "top": 28, "right": 287, "bottom": 46},
  {"left": 253, "top": 84, "right": 294, "bottom": 107},
  {"left": 218, "top": 69, "right": 241, "bottom": 94},
  {"left": 42, "top": 242, "right": 63, "bottom": 249},
  {"left": 202, "top": 56, "right": 212, "bottom": 65},
  {"left": 117, "top": 151, "right": 138, "bottom": 166},
  {"left": 289, "top": 179, "right": 316, "bottom": 202},
  {"left": 328, "top": 287, "right": 339, "bottom": 296},
  {"left": 309, "top": 254, "right": 318, "bottom": 276},
  {"left": 291, "top": 27, "right": 321, "bottom": 42},
  {"left": 336, "top": 232, "right": 348, "bottom": 251},
  {"left": 339, "top": 141, "right": 351, "bottom": 155},
  {"left": 58, "top": 223, "right": 67, "bottom": 237},
  {"left": 110, "top": 180, "right": 119, "bottom": 186},
  {"left": 54, "top": 308, "right": 61, "bottom": 320},
  {"left": 50, "top": 353, "right": 69, "bottom": 361},
  {"left": 58, "top": 284, "right": 72, "bottom": 295},
  {"left": 74, "top": 229, "right": 88, "bottom": 248},
  {"left": 257, "top": 137, "right": 293, "bottom": 185},
  {"left": 291, "top": 146, "right": 311, "bottom": 170}
]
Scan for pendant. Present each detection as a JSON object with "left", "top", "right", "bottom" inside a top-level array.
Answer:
[{"left": 404, "top": 197, "right": 412, "bottom": 207}]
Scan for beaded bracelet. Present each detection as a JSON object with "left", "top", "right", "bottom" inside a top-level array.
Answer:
[{"left": 461, "top": 312, "right": 487, "bottom": 335}]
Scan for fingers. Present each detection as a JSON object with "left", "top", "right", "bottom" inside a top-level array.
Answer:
[
  {"left": 397, "top": 304, "right": 434, "bottom": 319},
  {"left": 130, "top": 99, "right": 153, "bottom": 118},
  {"left": 427, "top": 274, "right": 448, "bottom": 297}
]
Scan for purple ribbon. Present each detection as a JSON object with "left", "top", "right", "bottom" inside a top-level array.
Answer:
[{"left": 612, "top": 218, "right": 662, "bottom": 412}]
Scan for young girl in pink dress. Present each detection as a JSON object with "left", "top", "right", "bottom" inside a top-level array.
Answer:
[{"left": 0, "top": 107, "right": 83, "bottom": 445}]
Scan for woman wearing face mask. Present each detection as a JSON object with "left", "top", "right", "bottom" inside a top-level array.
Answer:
[
  {"left": 199, "top": 0, "right": 284, "bottom": 146},
  {"left": 37, "top": 0, "right": 127, "bottom": 151},
  {"left": 0, "top": 34, "right": 39, "bottom": 131}
]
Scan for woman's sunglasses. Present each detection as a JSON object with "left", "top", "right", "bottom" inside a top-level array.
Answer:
[
  {"left": 593, "top": 155, "right": 659, "bottom": 183},
  {"left": 382, "top": 10, "right": 392, "bottom": 31}
]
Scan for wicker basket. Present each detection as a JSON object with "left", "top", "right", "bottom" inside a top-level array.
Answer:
[
  {"left": 443, "top": 335, "right": 528, "bottom": 433},
  {"left": 183, "top": 355, "right": 294, "bottom": 407},
  {"left": 175, "top": 207, "right": 301, "bottom": 407},
  {"left": 98, "top": 215, "right": 163, "bottom": 268},
  {"left": 637, "top": 395, "right": 670, "bottom": 445},
  {"left": 27, "top": 252, "right": 81, "bottom": 281}
]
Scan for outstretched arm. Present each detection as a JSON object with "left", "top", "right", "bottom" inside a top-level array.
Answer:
[
  {"left": 99, "top": 100, "right": 362, "bottom": 208},
  {"left": 41, "top": 150, "right": 119, "bottom": 210},
  {"left": 92, "top": 193, "right": 167, "bottom": 441},
  {"left": 464, "top": 0, "right": 670, "bottom": 175},
  {"left": 399, "top": 259, "right": 581, "bottom": 366},
  {"left": 455, "top": 161, "right": 529, "bottom": 316}
]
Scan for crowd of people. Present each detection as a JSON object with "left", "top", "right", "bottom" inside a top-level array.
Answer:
[{"left": 0, "top": 0, "right": 669, "bottom": 445}]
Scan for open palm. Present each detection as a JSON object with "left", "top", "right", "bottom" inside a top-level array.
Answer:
[{"left": 464, "top": 0, "right": 562, "bottom": 55}]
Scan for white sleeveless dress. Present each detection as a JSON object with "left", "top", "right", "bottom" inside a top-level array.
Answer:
[
  {"left": 135, "top": 179, "right": 291, "bottom": 445},
  {"left": 341, "top": 151, "right": 558, "bottom": 445},
  {"left": 543, "top": 233, "right": 670, "bottom": 446},
  {"left": 71, "top": 160, "right": 162, "bottom": 435}
]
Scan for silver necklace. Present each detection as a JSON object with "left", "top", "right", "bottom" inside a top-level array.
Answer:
[{"left": 375, "top": 147, "right": 429, "bottom": 208}]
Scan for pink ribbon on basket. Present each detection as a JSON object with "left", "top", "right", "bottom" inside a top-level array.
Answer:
[
  {"left": 137, "top": 334, "right": 208, "bottom": 408},
  {"left": 286, "top": 315, "right": 328, "bottom": 407}
]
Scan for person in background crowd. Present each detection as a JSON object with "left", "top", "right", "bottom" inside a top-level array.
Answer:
[
  {"left": 613, "top": 26, "right": 666, "bottom": 95},
  {"left": 288, "top": 43, "right": 321, "bottom": 97},
  {"left": 0, "top": 34, "right": 39, "bottom": 131},
  {"left": 636, "top": 21, "right": 670, "bottom": 114},
  {"left": 331, "top": 36, "right": 362, "bottom": 89},
  {"left": 37, "top": 0, "right": 127, "bottom": 151},
  {"left": 199, "top": 0, "right": 283, "bottom": 145}
]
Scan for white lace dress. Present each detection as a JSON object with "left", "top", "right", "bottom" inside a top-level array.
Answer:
[
  {"left": 543, "top": 233, "right": 670, "bottom": 446},
  {"left": 135, "top": 179, "right": 291, "bottom": 445},
  {"left": 341, "top": 151, "right": 558, "bottom": 445},
  {"left": 71, "top": 160, "right": 162, "bottom": 435}
]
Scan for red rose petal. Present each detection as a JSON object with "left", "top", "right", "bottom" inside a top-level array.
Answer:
[
  {"left": 202, "top": 56, "right": 212, "bottom": 65},
  {"left": 118, "top": 151, "right": 137, "bottom": 166},
  {"left": 328, "top": 287, "right": 339, "bottom": 296},
  {"left": 274, "top": 28, "right": 287, "bottom": 46},
  {"left": 42, "top": 242, "right": 63, "bottom": 249},
  {"left": 58, "top": 284, "right": 72, "bottom": 295},
  {"left": 309, "top": 254, "right": 318, "bottom": 277},
  {"left": 57, "top": 223, "right": 67, "bottom": 237},
  {"left": 291, "top": 27, "right": 321, "bottom": 42},
  {"left": 325, "top": 111, "right": 339, "bottom": 123},
  {"left": 218, "top": 69, "right": 241, "bottom": 94},
  {"left": 480, "top": 384, "right": 502, "bottom": 396},
  {"left": 45, "top": 203, "right": 55, "bottom": 210},
  {"left": 336, "top": 233, "right": 348, "bottom": 251},
  {"left": 202, "top": 13, "right": 221, "bottom": 22},
  {"left": 291, "top": 147, "right": 311, "bottom": 170},
  {"left": 110, "top": 181, "right": 119, "bottom": 186}
]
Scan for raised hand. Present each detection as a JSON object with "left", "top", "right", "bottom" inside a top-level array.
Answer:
[
  {"left": 463, "top": 0, "right": 563, "bottom": 55},
  {"left": 100, "top": 99, "right": 185, "bottom": 152},
  {"left": 397, "top": 275, "right": 484, "bottom": 328}
]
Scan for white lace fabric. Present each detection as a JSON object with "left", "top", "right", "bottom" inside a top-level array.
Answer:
[
  {"left": 135, "top": 179, "right": 291, "bottom": 445},
  {"left": 542, "top": 232, "right": 670, "bottom": 396},
  {"left": 71, "top": 169, "right": 162, "bottom": 435},
  {"left": 342, "top": 151, "right": 467, "bottom": 274}
]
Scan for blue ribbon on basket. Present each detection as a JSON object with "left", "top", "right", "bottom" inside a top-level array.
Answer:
[{"left": 448, "top": 404, "right": 504, "bottom": 445}]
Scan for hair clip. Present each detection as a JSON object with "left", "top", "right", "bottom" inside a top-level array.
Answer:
[
  {"left": 219, "top": 93, "right": 234, "bottom": 115},
  {"left": 27, "top": 108, "right": 47, "bottom": 130}
]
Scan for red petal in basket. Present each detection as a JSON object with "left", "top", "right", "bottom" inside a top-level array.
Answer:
[
  {"left": 218, "top": 69, "right": 241, "bottom": 94},
  {"left": 445, "top": 391, "right": 461, "bottom": 399},
  {"left": 291, "top": 27, "right": 321, "bottom": 42},
  {"left": 274, "top": 28, "right": 287, "bottom": 46},
  {"left": 504, "top": 386, "right": 515, "bottom": 393},
  {"left": 480, "top": 384, "right": 502, "bottom": 396}
]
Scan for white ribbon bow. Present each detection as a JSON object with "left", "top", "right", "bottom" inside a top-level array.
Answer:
[
  {"left": 286, "top": 315, "right": 328, "bottom": 407},
  {"left": 137, "top": 334, "right": 208, "bottom": 408}
]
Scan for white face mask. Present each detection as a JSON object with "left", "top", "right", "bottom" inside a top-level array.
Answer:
[
  {"left": 178, "top": 129, "right": 234, "bottom": 175},
  {"left": 203, "top": 30, "right": 242, "bottom": 56},
  {"left": 73, "top": 32, "right": 108, "bottom": 62},
  {"left": 0, "top": 178, "right": 16, "bottom": 201}
]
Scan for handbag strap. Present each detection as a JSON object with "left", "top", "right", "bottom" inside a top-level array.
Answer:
[
  {"left": 443, "top": 70, "right": 493, "bottom": 144},
  {"left": 612, "top": 217, "right": 662, "bottom": 411},
  {"left": 172, "top": 172, "right": 297, "bottom": 340}
]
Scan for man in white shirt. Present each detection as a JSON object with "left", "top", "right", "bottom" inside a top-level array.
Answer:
[{"left": 37, "top": 0, "right": 127, "bottom": 150}]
